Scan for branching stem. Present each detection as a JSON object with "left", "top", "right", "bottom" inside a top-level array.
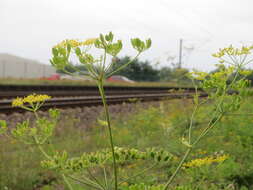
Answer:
[{"left": 98, "top": 80, "right": 118, "bottom": 190}]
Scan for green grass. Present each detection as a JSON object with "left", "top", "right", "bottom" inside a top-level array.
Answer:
[
  {"left": 1, "top": 98, "right": 253, "bottom": 189},
  {"left": 0, "top": 77, "right": 191, "bottom": 87}
]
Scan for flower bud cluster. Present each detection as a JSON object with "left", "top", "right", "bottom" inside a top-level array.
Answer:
[
  {"left": 41, "top": 147, "right": 172, "bottom": 173},
  {"left": 50, "top": 32, "right": 151, "bottom": 80},
  {"left": 120, "top": 183, "right": 164, "bottom": 190}
]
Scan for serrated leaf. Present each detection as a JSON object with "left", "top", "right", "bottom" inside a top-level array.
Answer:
[
  {"left": 100, "top": 34, "right": 105, "bottom": 43},
  {"left": 105, "top": 34, "right": 110, "bottom": 41},
  {"left": 67, "top": 43, "right": 71, "bottom": 53},
  {"left": 75, "top": 47, "right": 81, "bottom": 56},
  {"left": 0, "top": 120, "right": 7, "bottom": 128},
  {"left": 49, "top": 109, "right": 60, "bottom": 120},
  {"left": 0, "top": 120, "right": 7, "bottom": 135},
  {"left": 52, "top": 48, "right": 58, "bottom": 57},
  {"left": 58, "top": 47, "right": 67, "bottom": 56},
  {"left": 131, "top": 38, "right": 137, "bottom": 47},
  {"left": 109, "top": 31, "right": 113, "bottom": 41},
  {"left": 146, "top": 38, "right": 152, "bottom": 49},
  {"left": 135, "top": 38, "right": 141, "bottom": 47}
]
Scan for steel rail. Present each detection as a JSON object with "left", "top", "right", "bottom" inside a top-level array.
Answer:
[
  {"left": 0, "top": 84, "right": 196, "bottom": 99},
  {"left": 0, "top": 92, "right": 207, "bottom": 114}
]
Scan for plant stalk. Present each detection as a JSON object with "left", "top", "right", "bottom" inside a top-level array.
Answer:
[
  {"left": 62, "top": 174, "right": 74, "bottom": 190},
  {"left": 163, "top": 148, "right": 192, "bottom": 190},
  {"left": 98, "top": 80, "right": 118, "bottom": 190}
]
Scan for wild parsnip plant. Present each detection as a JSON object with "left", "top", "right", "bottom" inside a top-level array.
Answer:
[
  {"left": 49, "top": 32, "right": 154, "bottom": 190},
  {"left": 1, "top": 32, "right": 171, "bottom": 190},
  {"left": 162, "top": 45, "right": 253, "bottom": 189},
  {"left": 0, "top": 95, "right": 62, "bottom": 185},
  {"left": 1, "top": 31, "right": 253, "bottom": 190}
]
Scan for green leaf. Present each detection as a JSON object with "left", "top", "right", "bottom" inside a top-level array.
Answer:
[
  {"left": 75, "top": 47, "right": 81, "bottom": 56},
  {"left": 100, "top": 34, "right": 105, "bottom": 43},
  {"left": 58, "top": 47, "right": 67, "bottom": 56},
  {"left": 105, "top": 34, "right": 110, "bottom": 42},
  {"left": 50, "top": 59, "right": 55, "bottom": 66},
  {"left": 49, "top": 109, "right": 60, "bottom": 120},
  {"left": 135, "top": 38, "right": 141, "bottom": 47},
  {"left": 109, "top": 31, "right": 113, "bottom": 41},
  {"left": 146, "top": 38, "right": 152, "bottom": 49},
  {"left": 0, "top": 120, "right": 7, "bottom": 135},
  {"left": 67, "top": 43, "right": 71, "bottom": 53},
  {"left": 131, "top": 38, "right": 137, "bottom": 48},
  {"left": 105, "top": 31, "right": 114, "bottom": 42},
  {"left": 117, "top": 40, "right": 123, "bottom": 50},
  {"left": 52, "top": 48, "right": 58, "bottom": 57}
]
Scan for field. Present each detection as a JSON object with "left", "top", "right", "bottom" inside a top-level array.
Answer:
[{"left": 1, "top": 97, "right": 253, "bottom": 190}]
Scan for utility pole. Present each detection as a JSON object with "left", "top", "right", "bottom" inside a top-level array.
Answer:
[{"left": 178, "top": 39, "right": 183, "bottom": 68}]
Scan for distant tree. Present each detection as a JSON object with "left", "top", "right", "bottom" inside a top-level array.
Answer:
[
  {"left": 159, "top": 66, "right": 190, "bottom": 84},
  {"left": 159, "top": 67, "right": 173, "bottom": 81},
  {"left": 171, "top": 68, "right": 190, "bottom": 82},
  {"left": 111, "top": 56, "right": 160, "bottom": 81}
]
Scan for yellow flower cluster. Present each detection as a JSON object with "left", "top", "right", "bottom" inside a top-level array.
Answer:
[
  {"left": 54, "top": 38, "right": 97, "bottom": 48},
  {"left": 12, "top": 94, "right": 51, "bottom": 107},
  {"left": 82, "top": 38, "right": 97, "bottom": 46},
  {"left": 239, "top": 70, "right": 253, "bottom": 76},
  {"left": 212, "top": 45, "right": 253, "bottom": 58},
  {"left": 183, "top": 154, "right": 229, "bottom": 168}
]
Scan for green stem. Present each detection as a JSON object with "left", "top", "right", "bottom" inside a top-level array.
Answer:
[
  {"left": 102, "top": 50, "right": 107, "bottom": 72},
  {"left": 87, "top": 168, "right": 106, "bottom": 190},
  {"left": 188, "top": 101, "right": 199, "bottom": 144},
  {"left": 194, "top": 63, "right": 239, "bottom": 146},
  {"left": 119, "top": 163, "right": 157, "bottom": 185},
  {"left": 37, "top": 144, "right": 51, "bottom": 160},
  {"left": 241, "top": 54, "right": 248, "bottom": 65},
  {"left": 62, "top": 174, "right": 74, "bottom": 190},
  {"left": 220, "top": 58, "right": 234, "bottom": 65},
  {"left": 164, "top": 59, "right": 245, "bottom": 189},
  {"left": 227, "top": 54, "right": 238, "bottom": 64},
  {"left": 243, "top": 58, "right": 253, "bottom": 66},
  {"left": 164, "top": 84, "right": 224, "bottom": 189},
  {"left": 103, "top": 167, "right": 109, "bottom": 190},
  {"left": 68, "top": 175, "right": 104, "bottom": 190},
  {"left": 36, "top": 137, "right": 74, "bottom": 190},
  {"left": 163, "top": 148, "right": 192, "bottom": 190},
  {"left": 98, "top": 80, "right": 118, "bottom": 190},
  {"left": 192, "top": 113, "right": 223, "bottom": 146}
]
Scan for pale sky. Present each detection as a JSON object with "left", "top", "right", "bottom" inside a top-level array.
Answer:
[{"left": 1, "top": 0, "right": 253, "bottom": 71}]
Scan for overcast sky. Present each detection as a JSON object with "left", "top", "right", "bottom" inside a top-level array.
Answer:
[{"left": 1, "top": 0, "right": 253, "bottom": 71}]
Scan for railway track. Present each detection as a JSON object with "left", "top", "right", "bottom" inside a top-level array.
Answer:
[
  {"left": 0, "top": 85, "right": 206, "bottom": 113},
  {"left": 0, "top": 84, "right": 197, "bottom": 99}
]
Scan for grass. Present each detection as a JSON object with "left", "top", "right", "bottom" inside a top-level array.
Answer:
[
  {"left": 0, "top": 77, "right": 191, "bottom": 87},
  {"left": 1, "top": 97, "right": 253, "bottom": 189}
]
